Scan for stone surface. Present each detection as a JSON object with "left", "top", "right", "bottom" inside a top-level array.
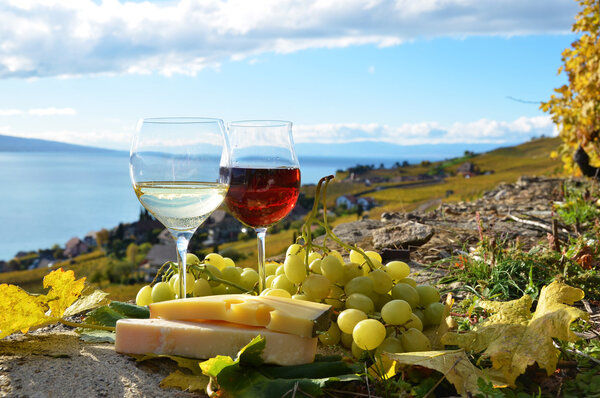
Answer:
[
  {"left": 0, "top": 330, "right": 198, "bottom": 397},
  {"left": 372, "top": 221, "right": 434, "bottom": 250}
]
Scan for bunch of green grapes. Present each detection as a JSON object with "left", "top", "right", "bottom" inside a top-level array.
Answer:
[
  {"left": 135, "top": 252, "right": 259, "bottom": 305},
  {"left": 259, "top": 244, "right": 446, "bottom": 356}
]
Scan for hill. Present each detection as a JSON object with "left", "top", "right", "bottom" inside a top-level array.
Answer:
[{"left": 0, "top": 134, "right": 120, "bottom": 153}]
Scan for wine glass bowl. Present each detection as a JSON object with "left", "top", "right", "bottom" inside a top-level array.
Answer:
[
  {"left": 223, "top": 120, "right": 300, "bottom": 291},
  {"left": 130, "top": 117, "right": 230, "bottom": 299}
]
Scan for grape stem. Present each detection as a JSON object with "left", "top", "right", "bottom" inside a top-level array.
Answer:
[{"left": 300, "top": 175, "right": 376, "bottom": 271}]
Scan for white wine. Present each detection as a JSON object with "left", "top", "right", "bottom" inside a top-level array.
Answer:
[{"left": 134, "top": 181, "right": 228, "bottom": 231}]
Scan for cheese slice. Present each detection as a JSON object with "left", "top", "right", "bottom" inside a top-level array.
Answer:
[
  {"left": 115, "top": 318, "right": 317, "bottom": 366},
  {"left": 148, "top": 294, "right": 331, "bottom": 338}
]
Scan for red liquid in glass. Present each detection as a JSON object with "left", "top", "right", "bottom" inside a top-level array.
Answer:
[{"left": 223, "top": 167, "right": 301, "bottom": 228}]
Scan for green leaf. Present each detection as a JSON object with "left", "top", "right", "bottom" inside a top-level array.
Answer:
[
  {"left": 259, "top": 361, "right": 361, "bottom": 379},
  {"left": 109, "top": 301, "right": 150, "bottom": 319},
  {"left": 200, "top": 336, "right": 361, "bottom": 397},
  {"left": 79, "top": 329, "right": 115, "bottom": 343},
  {"left": 237, "top": 335, "right": 265, "bottom": 366},
  {"left": 84, "top": 306, "right": 127, "bottom": 328}
]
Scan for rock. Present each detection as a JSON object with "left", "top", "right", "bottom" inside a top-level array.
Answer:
[{"left": 372, "top": 221, "right": 434, "bottom": 250}]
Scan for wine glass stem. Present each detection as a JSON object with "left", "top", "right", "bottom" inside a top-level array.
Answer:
[
  {"left": 174, "top": 232, "right": 192, "bottom": 299},
  {"left": 255, "top": 227, "right": 267, "bottom": 292}
]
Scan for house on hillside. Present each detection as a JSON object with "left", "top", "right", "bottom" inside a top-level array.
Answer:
[
  {"left": 336, "top": 195, "right": 376, "bottom": 211},
  {"left": 64, "top": 237, "right": 89, "bottom": 258},
  {"left": 457, "top": 162, "right": 478, "bottom": 178}
]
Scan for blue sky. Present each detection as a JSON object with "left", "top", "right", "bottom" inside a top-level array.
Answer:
[{"left": 0, "top": 0, "right": 580, "bottom": 150}]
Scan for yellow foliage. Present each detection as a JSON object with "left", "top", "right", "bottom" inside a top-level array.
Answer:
[
  {"left": 0, "top": 268, "right": 105, "bottom": 338},
  {"left": 541, "top": 0, "right": 600, "bottom": 174},
  {"left": 386, "top": 350, "right": 507, "bottom": 397},
  {"left": 442, "top": 281, "right": 589, "bottom": 386}
]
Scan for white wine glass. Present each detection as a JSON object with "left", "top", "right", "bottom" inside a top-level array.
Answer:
[
  {"left": 130, "top": 117, "right": 230, "bottom": 299},
  {"left": 223, "top": 120, "right": 300, "bottom": 292}
]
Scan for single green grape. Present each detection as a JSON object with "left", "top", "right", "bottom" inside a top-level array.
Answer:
[
  {"left": 353, "top": 319, "right": 386, "bottom": 350},
  {"left": 341, "top": 263, "right": 363, "bottom": 285},
  {"left": 309, "top": 259, "right": 322, "bottom": 274},
  {"left": 275, "top": 265, "right": 285, "bottom": 275},
  {"left": 399, "top": 328, "right": 431, "bottom": 352},
  {"left": 286, "top": 243, "right": 306, "bottom": 259},
  {"left": 324, "top": 285, "right": 345, "bottom": 310},
  {"left": 220, "top": 266, "right": 242, "bottom": 284},
  {"left": 397, "top": 277, "right": 417, "bottom": 288},
  {"left": 302, "top": 274, "right": 331, "bottom": 300},
  {"left": 261, "top": 288, "right": 292, "bottom": 298},
  {"left": 307, "top": 251, "right": 321, "bottom": 264},
  {"left": 318, "top": 322, "right": 341, "bottom": 346},
  {"left": 291, "top": 294, "right": 312, "bottom": 301},
  {"left": 345, "top": 293, "right": 375, "bottom": 314},
  {"left": 423, "top": 302, "right": 445, "bottom": 326},
  {"left": 349, "top": 249, "right": 366, "bottom": 265},
  {"left": 368, "top": 269, "right": 393, "bottom": 294},
  {"left": 211, "top": 284, "right": 228, "bottom": 295},
  {"left": 223, "top": 257, "right": 236, "bottom": 268},
  {"left": 320, "top": 255, "right": 344, "bottom": 283},
  {"left": 240, "top": 269, "right": 259, "bottom": 290},
  {"left": 265, "top": 274, "right": 276, "bottom": 288},
  {"left": 391, "top": 283, "right": 420, "bottom": 309},
  {"left": 340, "top": 332, "right": 354, "bottom": 348},
  {"left": 365, "top": 250, "right": 382, "bottom": 264},
  {"left": 192, "top": 278, "right": 212, "bottom": 297},
  {"left": 405, "top": 312, "right": 423, "bottom": 331},
  {"left": 204, "top": 253, "right": 226, "bottom": 270},
  {"left": 328, "top": 250, "right": 344, "bottom": 264},
  {"left": 337, "top": 308, "right": 368, "bottom": 334},
  {"left": 415, "top": 285, "right": 441, "bottom": 306},
  {"left": 151, "top": 281, "right": 174, "bottom": 302},
  {"left": 380, "top": 299, "right": 412, "bottom": 325},
  {"left": 135, "top": 285, "right": 153, "bottom": 306},
  {"left": 265, "top": 262, "right": 279, "bottom": 276},
  {"left": 284, "top": 253, "right": 307, "bottom": 284},
  {"left": 344, "top": 276, "right": 374, "bottom": 296},
  {"left": 376, "top": 293, "right": 393, "bottom": 312},
  {"left": 186, "top": 253, "right": 201, "bottom": 266},
  {"left": 272, "top": 274, "right": 296, "bottom": 295},
  {"left": 384, "top": 261, "right": 410, "bottom": 280},
  {"left": 375, "top": 336, "right": 404, "bottom": 355},
  {"left": 351, "top": 340, "right": 365, "bottom": 359}
]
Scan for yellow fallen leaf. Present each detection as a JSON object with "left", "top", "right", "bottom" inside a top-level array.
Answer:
[
  {"left": 442, "top": 281, "right": 589, "bottom": 386},
  {"left": 160, "top": 369, "right": 209, "bottom": 393},
  {"left": 0, "top": 284, "right": 50, "bottom": 337},
  {"left": 44, "top": 268, "right": 86, "bottom": 317},
  {"left": 0, "top": 268, "right": 107, "bottom": 338},
  {"left": 386, "top": 349, "right": 508, "bottom": 397}
]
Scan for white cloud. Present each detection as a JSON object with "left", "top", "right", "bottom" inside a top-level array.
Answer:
[
  {"left": 0, "top": 0, "right": 578, "bottom": 78},
  {"left": 28, "top": 107, "right": 77, "bottom": 116},
  {"left": 0, "top": 109, "right": 24, "bottom": 116},
  {"left": 293, "top": 115, "right": 557, "bottom": 145}
]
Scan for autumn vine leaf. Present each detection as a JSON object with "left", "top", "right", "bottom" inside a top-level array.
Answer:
[
  {"left": 442, "top": 281, "right": 589, "bottom": 386},
  {"left": 0, "top": 268, "right": 110, "bottom": 339}
]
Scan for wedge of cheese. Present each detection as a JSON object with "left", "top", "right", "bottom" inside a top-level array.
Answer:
[
  {"left": 148, "top": 294, "right": 331, "bottom": 338},
  {"left": 115, "top": 318, "right": 317, "bottom": 365}
]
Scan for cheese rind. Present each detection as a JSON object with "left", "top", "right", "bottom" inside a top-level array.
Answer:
[
  {"left": 114, "top": 318, "right": 317, "bottom": 366},
  {"left": 148, "top": 294, "right": 331, "bottom": 338}
]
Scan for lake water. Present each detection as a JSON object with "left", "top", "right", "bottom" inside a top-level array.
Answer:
[{"left": 0, "top": 152, "right": 412, "bottom": 261}]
